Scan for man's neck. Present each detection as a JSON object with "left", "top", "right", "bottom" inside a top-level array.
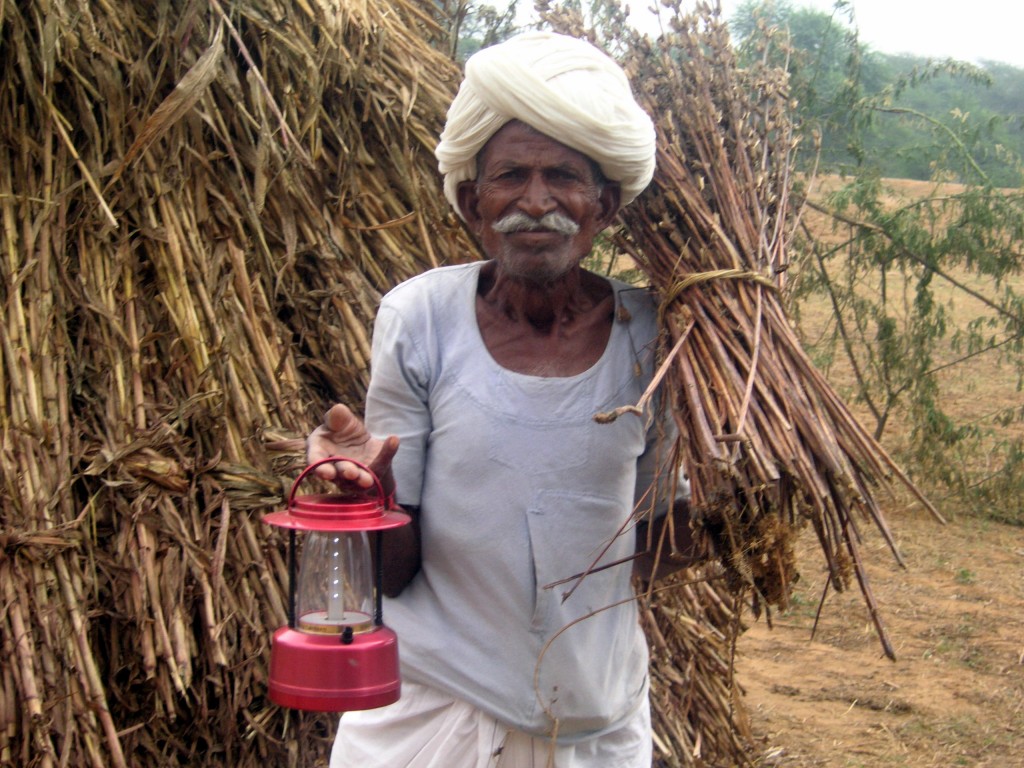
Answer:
[
  {"left": 475, "top": 261, "right": 615, "bottom": 377},
  {"left": 477, "top": 261, "right": 611, "bottom": 332}
]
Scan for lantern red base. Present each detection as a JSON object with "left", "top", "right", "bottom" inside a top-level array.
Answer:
[{"left": 268, "top": 626, "right": 401, "bottom": 712}]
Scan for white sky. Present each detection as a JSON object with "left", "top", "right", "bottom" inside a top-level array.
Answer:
[
  {"left": 789, "top": 0, "right": 1023, "bottom": 67},
  {"left": 638, "top": 1, "right": 1024, "bottom": 69}
]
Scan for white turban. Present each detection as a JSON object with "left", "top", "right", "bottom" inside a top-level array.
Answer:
[{"left": 435, "top": 31, "right": 656, "bottom": 220}]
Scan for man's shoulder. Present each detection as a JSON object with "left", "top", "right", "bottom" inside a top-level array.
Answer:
[
  {"left": 380, "top": 262, "right": 480, "bottom": 309},
  {"left": 384, "top": 261, "right": 482, "bottom": 303}
]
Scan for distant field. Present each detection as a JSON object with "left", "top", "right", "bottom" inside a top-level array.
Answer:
[
  {"left": 737, "top": 177, "right": 1024, "bottom": 768},
  {"left": 794, "top": 176, "right": 1023, "bottom": 490}
]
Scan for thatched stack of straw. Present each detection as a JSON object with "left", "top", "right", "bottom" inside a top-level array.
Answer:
[
  {"left": 1, "top": 1, "right": 472, "bottom": 765},
  {"left": 1, "top": 1, "right": 761, "bottom": 766}
]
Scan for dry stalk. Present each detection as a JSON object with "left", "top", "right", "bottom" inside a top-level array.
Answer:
[
  {"left": 551, "top": 2, "right": 939, "bottom": 628},
  {"left": 543, "top": 2, "right": 941, "bottom": 762},
  {"left": 1, "top": 1, "right": 473, "bottom": 764}
]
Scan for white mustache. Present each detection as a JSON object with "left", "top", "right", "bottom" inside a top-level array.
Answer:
[{"left": 491, "top": 211, "right": 580, "bottom": 236}]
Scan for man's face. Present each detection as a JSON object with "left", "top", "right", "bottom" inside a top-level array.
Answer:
[{"left": 457, "top": 122, "right": 621, "bottom": 284}]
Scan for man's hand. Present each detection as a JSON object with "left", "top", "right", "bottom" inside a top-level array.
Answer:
[
  {"left": 307, "top": 404, "right": 419, "bottom": 594},
  {"left": 634, "top": 499, "right": 698, "bottom": 584},
  {"left": 306, "top": 404, "right": 399, "bottom": 492}
]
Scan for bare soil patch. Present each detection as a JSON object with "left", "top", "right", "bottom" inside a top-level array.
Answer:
[{"left": 737, "top": 507, "right": 1024, "bottom": 767}]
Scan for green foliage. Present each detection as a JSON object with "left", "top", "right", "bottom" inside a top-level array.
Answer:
[
  {"left": 438, "top": 1, "right": 521, "bottom": 61},
  {"left": 795, "top": 171, "right": 1024, "bottom": 522},
  {"left": 731, "top": 3, "right": 1024, "bottom": 187},
  {"left": 732, "top": 2, "right": 1024, "bottom": 522}
]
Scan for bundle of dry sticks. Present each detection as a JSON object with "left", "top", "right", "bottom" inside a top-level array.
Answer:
[{"left": 550, "top": 4, "right": 941, "bottom": 650}]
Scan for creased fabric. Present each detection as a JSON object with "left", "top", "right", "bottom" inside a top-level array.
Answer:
[{"left": 329, "top": 680, "right": 652, "bottom": 768}]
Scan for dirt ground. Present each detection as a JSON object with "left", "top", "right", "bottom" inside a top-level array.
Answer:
[
  {"left": 730, "top": 174, "right": 1024, "bottom": 767},
  {"left": 735, "top": 506, "right": 1024, "bottom": 767}
]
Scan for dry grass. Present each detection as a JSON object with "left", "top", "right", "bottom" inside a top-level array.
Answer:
[
  {"left": 733, "top": 175, "right": 1024, "bottom": 763},
  {"left": 1, "top": 2, "right": 474, "bottom": 765}
]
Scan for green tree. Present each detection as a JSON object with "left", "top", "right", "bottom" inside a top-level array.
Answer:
[
  {"left": 436, "top": 1, "right": 521, "bottom": 61},
  {"left": 731, "top": 0, "right": 877, "bottom": 169},
  {"left": 733, "top": 1, "right": 1024, "bottom": 522}
]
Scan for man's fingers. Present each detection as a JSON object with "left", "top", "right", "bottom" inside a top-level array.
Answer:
[
  {"left": 337, "top": 460, "right": 375, "bottom": 489},
  {"left": 311, "top": 453, "right": 339, "bottom": 481},
  {"left": 311, "top": 457, "right": 371, "bottom": 486},
  {"left": 308, "top": 404, "right": 398, "bottom": 491},
  {"left": 323, "top": 403, "right": 352, "bottom": 432},
  {"left": 375, "top": 434, "right": 401, "bottom": 468},
  {"left": 323, "top": 403, "right": 367, "bottom": 444}
]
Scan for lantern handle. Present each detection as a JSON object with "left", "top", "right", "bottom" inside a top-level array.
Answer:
[{"left": 288, "top": 456, "right": 390, "bottom": 510}]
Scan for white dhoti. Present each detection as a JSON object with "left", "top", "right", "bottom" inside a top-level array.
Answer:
[{"left": 329, "top": 680, "right": 652, "bottom": 768}]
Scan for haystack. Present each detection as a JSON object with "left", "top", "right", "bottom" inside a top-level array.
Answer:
[
  {"left": 1, "top": 1, "right": 758, "bottom": 766},
  {"left": 1, "top": 1, "right": 468, "bottom": 765}
]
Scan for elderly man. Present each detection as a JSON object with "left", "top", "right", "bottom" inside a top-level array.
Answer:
[{"left": 309, "top": 31, "right": 693, "bottom": 768}]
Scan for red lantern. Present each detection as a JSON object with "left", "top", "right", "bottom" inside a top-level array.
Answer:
[{"left": 263, "top": 457, "right": 411, "bottom": 712}]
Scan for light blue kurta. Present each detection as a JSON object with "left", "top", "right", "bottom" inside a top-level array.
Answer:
[{"left": 364, "top": 261, "right": 670, "bottom": 741}]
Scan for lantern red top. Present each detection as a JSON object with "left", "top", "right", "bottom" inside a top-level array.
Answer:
[{"left": 263, "top": 457, "right": 411, "bottom": 532}]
